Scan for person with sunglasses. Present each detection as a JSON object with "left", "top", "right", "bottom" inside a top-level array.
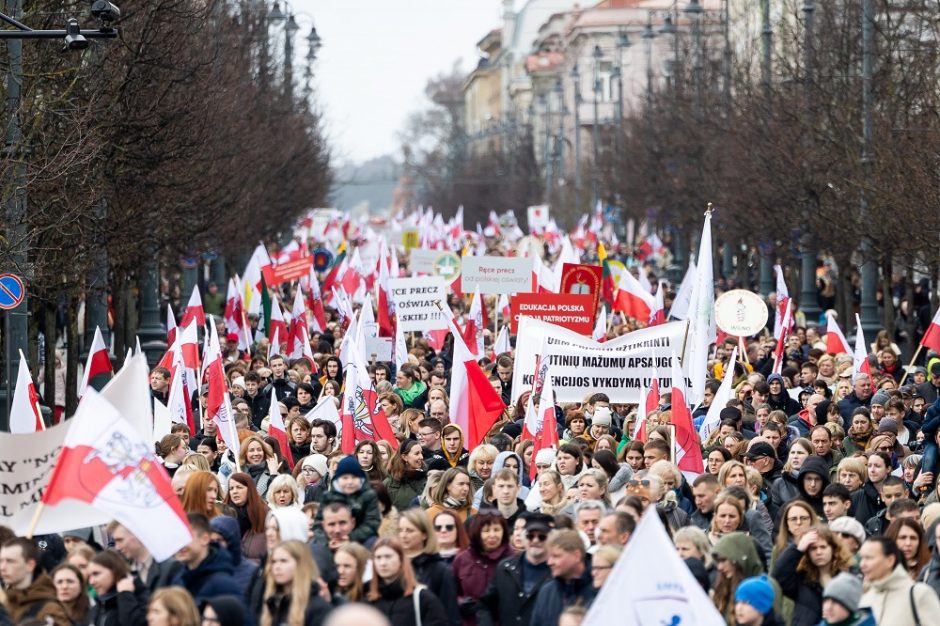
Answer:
[{"left": 477, "top": 513, "right": 554, "bottom": 626}]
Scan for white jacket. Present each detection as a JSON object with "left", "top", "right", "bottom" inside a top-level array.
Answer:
[{"left": 860, "top": 564, "right": 940, "bottom": 626}]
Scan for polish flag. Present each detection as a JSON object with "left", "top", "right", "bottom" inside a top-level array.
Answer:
[
  {"left": 492, "top": 325, "right": 511, "bottom": 358},
  {"left": 268, "top": 295, "right": 287, "bottom": 345},
  {"left": 268, "top": 327, "right": 281, "bottom": 361},
  {"left": 10, "top": 355, "right": 43, "bottom": 433},
  {"left": 286, "top": 287, "right": 307, "bottom": 359},
  {"left": 448, "top": 312, "right": 506, "bottom": 450},
  {"left": 394, "top": 317, "right": 409, "bottom": 371},
  {"left": 204, "top": 321, "right": 240, "bottom": 459},
  {"left": 462, "top": 287, "right": 485, "bottom": 357},
  {"left": 634, "top": 367, "right": 660, "bottom": 443},
  {"left": 593, "top": 306, "right": 607, "bottom": 342},
  {"left": 180, "top": 285, "right": 206, "bottom": 329},
  {"left": 670, "top": 356, "right": 704, "bottom": 477},
  {"left": 167, "top": 346, "right": 196, "bottom": 435},
  {"left": 41, "top": 389, "right": 192, "bottom": 560},
  {"left": 921, "top": 306, "right": 940, "bottom": 354},
  {"left": 522, "top": 364, "right": 558, "bottom": 480},
  {"left": 497, "top": 293, "right": 511, "bottom": 323},
  {"left": 853, "top": 314, "right": 872, "bottom": 380},
  {"left": 773, "top": 265, "right": 791, "bottom": 340},
  {"left": 376, "top": 249, "right": 395, "bottom": 337},
  {"left": 339, "top": 338, "right": 399, "bottom": 454},
  {"left": 649, "top": 282, "right": 666, "bottom": 326},
  {"left": 698, "top": 347, "right": 738, "bottom": 440},
  {"left": 614, "top": 268, "right": 655, "bottom": 322},
  {"left": 267, "top": 390, "right": 293, "bottom": 469},
  {"left": 825, "top": 310, "right": 852, "bottom": 355},
  {"left": 80, "top": 326, "right": 113, "bottom": 397},
  {"left": 307, "top": 269, "right": 327, "bottom": 333},
  {"left": 166, "top": 305, "right": 178, "bottom": 347},
  {"left": 772, "top": 298, "right": 793, "bottom": 374},
  {"left": 243, "top": 243, "right": 272, "bottom": 314}
]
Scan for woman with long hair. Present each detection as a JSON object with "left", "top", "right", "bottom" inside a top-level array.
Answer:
[
  {"left": 86, "top": 550, "right": 148, "bottom": 626},
  {"left": 771, "top": 524, "right": 853, "bottom": 626},
  {"left": 452, "top": 511, "right": 515, "bottom": 626},
  {"left": 355, "top": 440, "right": 386, "bottom": 482},
  {"left": 433, "top": 510, "right": 469, "bottom": 563},
  {"left": 397, "top": 509, "right": 460, "bottom": 626},
  {"left": 384, "top": 439, "right": 428, "bottom": 511},
  {"left": 295, "top": 382, "right": 317, "bottom": 414},
  {"left": 335, "top": 542, "right": 371, "bottom": 602},
  {"left": 534, "top": 469, "right": 567, "bottom": 515},
  {"left": 705, "top": 446, "right": 733, "bottom": 476},
  {"left": 886, "top": 517, "right": 931, "bottom": 579},
  {"left": 708, "top": 493, "right": 747, "bottom": 544},
  {"left": 379, "top": 392, "right": 405, "bottom": 436},
  {"left": 179, "top": 470, "right": 224, "bottom": 519},
  {"left": 573, "top": 468, "right": 613, "bottom": 509},
  {"left": 258, "top": 540, "right": 332, "bottom": 626},
  {"left": 426, "top": 467, "right": 475, "bottom": 524},
  {"left": 225, "top": 472, "right": 270, "bottom": 563},
  {"left": 52, "top": 563, "right": 91, "bottom": 625},
  {"left": 319, "top": 355, "right": 343, "bottom": 389},
  {"left": 146, "top": 587, "right": 200, "bottom": 626},
  {"left": 773, "top": 500, "right": 819, "bottom": 563},
  {"left": 851, "top": 451, "right": 891, "bottom": 524},
  {"left": 770, "top": 438, "right": 814, "bottom": 516},
  {"left": 619, "top": 440, "right": 646, "bottom": 472},
  {"left": 591, "top": 449, "right": 632, "bottom": 501},
  {"left": 368, "top": 538, "right": 449, "bottom": 626},
  {"left": 238, "top": 435, "right": 282, "bottom": 499},
  {"left": 710, "top": 532, "right": 767, "bottom": 623},
  {"left": 375, "top": 440, "right": 395, "bottom": 472},
  {"left": 286, "top": 416, "right": 312, "bottom": 462}
]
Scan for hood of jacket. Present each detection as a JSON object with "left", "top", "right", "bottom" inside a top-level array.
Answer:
[
  {"left": 6, "top": 573, "right": 57, "bottom": 608},
  {"left": 712, "top": 532, "right": 763, "bottom": 577},
  {"left": 441, "top": 423, "right": 466, "bottom": 468},
  {"left": 493, "top": 450, "right": 525, "bottom": 485},
  {"left": 798, "top": 455, "right": 831, "bottom": 495},
  {"left": 184, "top": 544, "right": 235, "bottom": 583},
  {"left": 209, "top": 515, "right": 244, "bottom": 565},
  {"left": 201, "top": 595, "right": 245, "bottom": 626}
]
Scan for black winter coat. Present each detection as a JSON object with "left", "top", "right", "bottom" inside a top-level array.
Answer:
[
  {"left": 411, "top": 552, "right": 460, "bottom": 626},
  {"left": 369, "top": 579, "right": 449, "bottom": 626},
  {"left": 477, "top": 553, "right": 551, "bottom": 626},
  {"left": 851, "top": 481, "right": 883, "bottom": 525},
  {"left": 87, "top": 579, "right": 148, "bottom": 626},
  {"left": 261, "top": 584, "right": 332, "bottom": 626},
  {"left": 771, "top": 543, "right": 824, "bottom": 626},
  {"left": 171, "top": 545, "right": 244, "bottom": 606}
]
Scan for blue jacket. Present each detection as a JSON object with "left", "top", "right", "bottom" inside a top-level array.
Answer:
[
  {"left": 172, "top": 544, "right": 244, "bottom": 606},
  {"left": 529, "top": 565, "right": 596, "bottom": 626},
  {"left": 209, "top": 515, "right": 259, "bottom": 596}
]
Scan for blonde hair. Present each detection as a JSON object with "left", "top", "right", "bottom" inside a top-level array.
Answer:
[
  {"left": 674, "top": 526, "right": 713, "bottom": 568},
  {"left": 261, "top": 541, "right": 320, "bottom": 626},
  {"left": 266, "top": 474, "right": 303, "bottom": 508},
  {"left": 400, "top": 508, "right": 438, "bottom": 554},
  {"left": 149, "top": 588, "right": 200, "bottom": 626}
]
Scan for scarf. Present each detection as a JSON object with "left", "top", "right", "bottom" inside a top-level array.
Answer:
[{"left": 443, "top": 495, "right": 467, "bottom": 509}]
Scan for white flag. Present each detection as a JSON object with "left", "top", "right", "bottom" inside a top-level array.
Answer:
[
  {"left": 669, "top": 260, "right": 697, "bottom": 320},
  {"left": 584, "top": 508, "right": 725, "bottom": 626},
  {"left": 698, "top": 347, "right": 738, "bottom": 440}
]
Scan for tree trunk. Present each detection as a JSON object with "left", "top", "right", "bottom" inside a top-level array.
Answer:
[
  {"left": 904, "top": 259, "right": 916, "bottom": 363},
  {"left": 43, "top": 300, "right": 57, "bottom": 423},
  {"left": 112, "top": 270, "right": 126, "bottom": 359},
  {"left": 65, "top": 294, "right": 80, "bottom": 418},
  {"left": 882, "top": 255, "right": 894, "bottom": 336}
]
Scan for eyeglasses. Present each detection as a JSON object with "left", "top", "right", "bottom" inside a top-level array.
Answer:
[
  {"left": 787, "top": 515, "right": 811, "bottom": 523},
  {"left": 627, "top": 479, "right": 650, "bottom": 488},
  {"left": 434, "top": 524, "right": 455, "bottom": 532},
  {"left": 301, "top": 467, "right": 318, "bottom": 475},
  {"left": 526, "top": 532, "right": 548, "bottom": 542},
  {"left": 877, "top": 445, "right": 893, "bottom": 452}
]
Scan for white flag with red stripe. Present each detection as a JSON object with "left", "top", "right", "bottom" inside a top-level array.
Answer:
[
  {"left": 853, "top": 314, "right": 872, "bottom": 381},
  {"left": 268, "top": 295, "right": 287, "bottom": 344},
  {"left": 633, "top": 363, "right": 660, "bottom": 442},
  {"left": 167, "top": 344, "right": 196, "bottom": 435},
  {"left": 10, "top": 355, "right": 43, "bottom": 433},
  {"left": 166, "top": 304, "right": 178, "bottom": 347},
  {"left": 286, "top": 287, "right": 307, "bottom": 359},
  {"left": 267, "top": 390, "right": 293, "bottom": 469},
  {"left": 180, "top": 285, "right": 206, "bottom": 329},
  {"left": 772, "top": 298, "right": 793, "bottom": 374},
  {"left": 614, "top": 267, "right": 655, "bottom": 322},
  {"left": 522, "top": 360, "right": 558, "bottom": 480},
  {"left": 593, "top": 306, "right": 607, "bottom": 342},
  {"left": 650, "top": 282, "right": 666, "bottom": 326},
  {"left": 698, "top": 347, "right": 738, "bottom": 440},
  {"left": 825, "top": 310, "right": 852, "bottom": 355},
  {"left": 205, "top": 319, "right": 240, "bottom": 459},
  {"left": 921, "top": 306, "right": 940, "bottom": 354},
  {"left": 80, "top": 326, "right": 113, "bottom": 397},
  {"left": 493, "top": 325, "right": 511, "bottom": 358},
  {"left": 670, "top": 355, "right": 704, "bottom": 477},
  {"left": 773, "top": 264, "right": 791, "bottom": 340}
]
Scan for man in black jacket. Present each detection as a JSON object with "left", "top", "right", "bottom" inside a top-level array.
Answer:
[
  {"left": 478, "top": 513, "right": 554, "bottom": 626},
  {"left": 529, "top": 528, "right": 595, "bottom": 626}
]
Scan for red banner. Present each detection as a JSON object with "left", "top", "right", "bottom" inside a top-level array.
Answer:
[
  {"left": 511, "top": 293, "right": 594, "bottom": 335},
  {"left": 262, "top": 257, "right": 312, "bottom": 287},
  {"left": 560, "top": 263, "right": 602, "bottom": 319}
]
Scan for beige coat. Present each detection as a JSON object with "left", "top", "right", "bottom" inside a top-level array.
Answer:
[{"left": 860, "top": 565, "right": 940, "bottom": 626}]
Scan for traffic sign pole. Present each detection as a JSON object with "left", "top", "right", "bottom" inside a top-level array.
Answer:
[{"left": 0, "top": 274, "right": 26, "bottom": 430}]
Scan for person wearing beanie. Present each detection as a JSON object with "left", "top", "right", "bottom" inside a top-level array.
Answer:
[
  {"left": 828, "top": 517, "right": 866, "bottom": 555},
  {"left": 734, "top": 575, "right": 782, "bottom": 626},
  {"left": 582, "top": 406, "right": 613, "bottom": 448},
  {"left": 312, "top": 456, "right": 381, "bottom": 545},
  {"left": 300, "top": 453, "right": 330, "bottom": 503},
  {"left": 819, "top": 573, "right": 875, "bottom": 626}
]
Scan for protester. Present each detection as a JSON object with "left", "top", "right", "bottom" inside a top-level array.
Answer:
[
  {"left": 396, "top": 508, "right": 459, "bottom": 626},
  {"left": 51, "top": 563, "right": 91, "bottom": 625},
  {"left": 146, "top": 587, "right": 200, "bottom": 626},
  {"left": 368, "top": 538, "right": 449, "bottom": 626},
  {"left": 257, "top": 540, "right": 332, "bottom": 626},
  {"left": 452, "top": 511, "right": 514, "bottom": 626},
  {"left": 86, "top": 550, "right": 148, "bottom": 626}
]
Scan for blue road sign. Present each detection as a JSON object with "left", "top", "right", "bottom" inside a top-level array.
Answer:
[{"left": 0, "top": 274, "right": 24, "bottom": 310}]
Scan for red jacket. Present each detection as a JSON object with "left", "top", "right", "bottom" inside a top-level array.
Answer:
[{"left": 452, "top": 542, "right": 515, "bottom": 626}]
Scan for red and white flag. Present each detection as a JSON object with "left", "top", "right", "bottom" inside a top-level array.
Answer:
[
  {"left": 773, "top": 264, "right": 791, "bottom": 340},
  {"left": 339, "top": 338, "right": 399, "bottom": 454},
  {"left": 492, "top": 325, "right": 511, "bottom": 358},
  {"left": 267, "top": 391, "right": 294, "bottom": 469},
  {"left": 204, "top": 321, "right": 240, "bottom": 459},
  {"left": 376, "top": 247, "right": 395, "bottom": 338},
  {"left": 633, "top": 366, "right": 660, "bottom": 442},
  {"left": 80, "top": 326, "right": 112, "bottom": 397},
  {"left": 593, "top": 306, "right": 607, "bottom": 342},
  {"left": 825, "top": 310, "right": 852, "bottom": 355},
  {"left": 307, "top": 269, "right": 327, "bottom": 333},
  {"left": 41, "top": 389, "right": 192, "bottom": 561},
  {"left": 670, "top": 356, "right": 704, "bottom": 477},
  {"left": 921, "top": 306, "right": 940, "bottom": 354},
  {"left": 180, "top": 285, "right": 206, "bottom": 329},
  {"left": 268, "top": 295, "right": 288, "bottom": 345},
  {"left": 772, "top": 298, "right": 793, "bottom": 374},
  {"left": 243, "top": 243, "right": 272, "bottom": 314},
  {"left": 614, "top": 267, "right": 655, "bottom": 322},
  {"left": 448, "top": 312, "right": 506, "bottom": 450},
  {"left": 698, "top": 347, "right": 738, "bottom": 440},
  {"left": 286, "top": 287, "right": 307, "bottom": 359},
  {"left": 497, "top": 293, "right": 510, "bottom": 323},
  {"left": 166, "top": 304, "right": 178, "bottom": 347},
  {"left": 522, "top": 363, "right": 558, "bottom": 480},
  {"left": 853, "top": 314, "right": 872, "bottom": 380},
  {"left": 10, "top": 355, "right": 43, "bottom": 433},
  {"left": 462, "top": 286, "right": 485, "bottom": 357},
  {"left": 649, "top": 282, "right": 666, "bottom": 326},
  {"left": 166, "top": 345, "right": 196, "bottom": 435},
  {"left": 394, "top": 316, "right": 409, "bottom": 371}
]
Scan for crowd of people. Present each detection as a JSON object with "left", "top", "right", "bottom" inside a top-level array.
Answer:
[{"left": 5, "top": 250, "right": 940, "bottom": 626}]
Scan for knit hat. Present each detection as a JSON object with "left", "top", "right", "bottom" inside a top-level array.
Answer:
[
  {"left": 822, "top": 573, "right": 863, "bottom": 614},
  {"left": 876, "top": 418, "right": 898, "bottom": 435},
  {"left": 302, "top": 454, "right": 329, "bottom": 479},
  {"left": 720, "top": 407, "right": 743, "bottom": 423},
  {"left": 535, "top": 448, "right": 556, "bottom": 467},
  {"left": 592, "top": 407, "right": 613, "bottom": 427},
  {"left": 333, "top": 456, "right": 366, "bottom": 481},
  {"left": 829, "top": 516, "right": 866, "bottom": 548},
  {"left": 735, "top": 575, "right": 775, "bottom": 614},
  {"left": 870, "top": 390, "right": 890, "bottom": 407},
  {"left": 231, "top": 376, "right": 246, "bottom": 390},
  {"left": 921, "top": 502, "right": 940, "bottom": 531}
]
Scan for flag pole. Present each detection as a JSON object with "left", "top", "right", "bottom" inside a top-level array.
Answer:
[
  {"left": 678, "top": 319, "right": 692, "bottom": 368},
  {"left": 899, "top": 344, "right": 923, "bottom": 386},
  {"left": 25, "top": 502, "right": 45, "bottom": 539},
  {"left": 18, "top": 349, "right": 47, "bottom": 431}
]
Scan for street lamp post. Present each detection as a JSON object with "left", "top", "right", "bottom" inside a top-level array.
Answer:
[
  {"left": 615, "top": 28, "right": 629, "bottom": 127},
  {"left": 554, "top": 77, "right": 565, "bottom": 191},
  {"left": 760, "top": 0, "right": 772, "bottom": 100},
  {"left": 571, "top": 63, "right": 582, "bottom": 204},
  {"left": 643, "top": 14, "right": 655, "bottom": 109},
  {"left": 799, "top": 0, "right": 821, "bottom": 326},
  {"left": 591, "top": 44, "right": 603, "bottom": 209},
  {"left": 685, "top": 0, "right": 704, "bottom": 119},
  {"left": 540, "top": 94, "right": 552, "bottom": 203},
  {"left": 859, "top": 0, "right": 879, "bottom": 334}
]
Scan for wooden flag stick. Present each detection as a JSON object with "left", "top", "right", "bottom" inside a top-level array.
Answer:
[
  {"left": 25, "top": 502, "right": 45, "bottom": 539},
  {"left": 899, "top": 344, "right": 923, "bottom": 386}
]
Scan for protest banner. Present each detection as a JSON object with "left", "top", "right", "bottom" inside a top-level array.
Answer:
[
  {"left": 510, "top": 293, "right": 594, "bottom": 335},
  {"left": 461, "top": 256, "right": 531, "bottom": 295},
  {"left": 365, "top": 336, "right": 393, "bottom": 361},
  {"left": 389, "top": 276, "right": 449, "bottom": 332},
  {"left": 408, "top": 248, "right": 438, "bottom": 274},
  {"left": 262, "top": 256, "right": 312, "bottom": 287},
  {"left": 510, "top": 317, "right": 688, "bottom": 404},
  {"left": 560, "top": 263, "right": 603, "bottom": 317}
]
